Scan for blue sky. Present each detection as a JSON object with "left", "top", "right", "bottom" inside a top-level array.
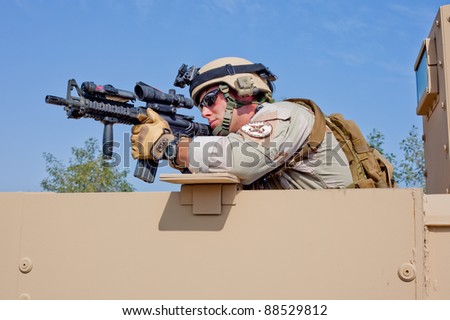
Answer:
[{"left": 0, "top": 0, "right": 446, "bottom": 192}]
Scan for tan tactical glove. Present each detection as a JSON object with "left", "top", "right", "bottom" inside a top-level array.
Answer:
[{"left": 131, "top": 108, "right": 175, "bottom": 160}]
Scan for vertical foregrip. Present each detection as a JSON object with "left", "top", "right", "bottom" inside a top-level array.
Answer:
[{"left": 102, "top": 122, "right": 114, "bottom": 159}]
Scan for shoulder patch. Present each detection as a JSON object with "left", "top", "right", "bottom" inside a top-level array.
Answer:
[{"left": 241, "top": 121, "right": 273, "bottom": 138}]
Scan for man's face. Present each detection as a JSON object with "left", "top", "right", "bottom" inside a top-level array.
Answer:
[
  {"left": 198, "top": 86, "right": 257, "bottom": 134},
  {"left": 198, "top": 86, "right": 227, "bottom": 130}
]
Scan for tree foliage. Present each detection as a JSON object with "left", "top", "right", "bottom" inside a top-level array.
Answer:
[
  {"left": 41, "top": 138, "right": 134, "bottom": 192},
  {"left": 396, "top": 125, "right": 425, "bottom": 188},
  {"left": 366, "top": 126, "right": 425, "bottom": 189},
  {"left": 366, "top": 128, "right": 397, "bottom": 162}
]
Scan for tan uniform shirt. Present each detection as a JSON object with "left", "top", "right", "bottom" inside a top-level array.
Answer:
[{"left": 188, "top": 101, "right": 353, "bottom": 189}]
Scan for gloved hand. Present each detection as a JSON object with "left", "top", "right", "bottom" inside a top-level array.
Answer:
[{"left": 131, "top": 108, "right": 175, "bottom": 160}]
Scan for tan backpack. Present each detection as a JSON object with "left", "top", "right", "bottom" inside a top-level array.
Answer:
[{"left": 285, "top": 98, "right": 397, "bottom": 188}]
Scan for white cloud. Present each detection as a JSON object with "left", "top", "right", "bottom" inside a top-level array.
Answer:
[{"left": 323, "top": 18, "right": 367, "bottom": 35}]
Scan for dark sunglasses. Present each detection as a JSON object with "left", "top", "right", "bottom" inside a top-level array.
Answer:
[{"left": 199, "top": 89, "right": 220, "bottom": 108}]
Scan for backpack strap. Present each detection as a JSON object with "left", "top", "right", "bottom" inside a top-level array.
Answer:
[
  {"left": 262, "top": 98, "right": 397, "bottom": 189},
  {"left": 284, "top": 98, "right": 327, "bottom": 163},
  {"left": 284, "top": 99, "right": 383, "bottom": 188}
]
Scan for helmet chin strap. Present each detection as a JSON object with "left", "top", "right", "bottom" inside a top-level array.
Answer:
[
  {"left": 211, "top": 84, "right": 275, "bottom": 136},
  {"left": 212, "top": 84, "right": 237, "bottom": 136}
]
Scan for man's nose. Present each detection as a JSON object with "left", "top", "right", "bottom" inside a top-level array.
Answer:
[{"left": 201, "top": 106, "right": 212, "bottom": 118}]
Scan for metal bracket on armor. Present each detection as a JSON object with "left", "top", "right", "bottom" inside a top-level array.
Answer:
[{"left": 235, "top": 76, "right": 255, "bottom": 96}]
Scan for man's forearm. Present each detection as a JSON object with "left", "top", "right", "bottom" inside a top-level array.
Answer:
[{"left": 174, "top": 137, "right": 191, "bottom": 169}]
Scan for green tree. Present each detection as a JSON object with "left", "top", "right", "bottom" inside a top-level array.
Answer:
[
  {"left": 41, "top": 138, "right": 134, "bottom": 192},
  {"left": 366, "top": 126, "right": 425, "bottom": 189},
  {"left": 366, "top": 128, "right": 397, "bottom": 163},
  {"left": 396, "top": 125, "right": 425, "bottom": 188}
]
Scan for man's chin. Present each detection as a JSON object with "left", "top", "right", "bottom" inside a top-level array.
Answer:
[{"left": 210, "top": 120, "right": 220, "bottom": 129}]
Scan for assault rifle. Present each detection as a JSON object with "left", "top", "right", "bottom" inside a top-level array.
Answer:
[{"left": 45, "top": 79, "right": 211, "bottom": 183}]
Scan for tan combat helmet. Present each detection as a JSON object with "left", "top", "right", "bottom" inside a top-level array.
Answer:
[
  {"left": 190, "top": 57, "right": 275, "bottom": 104},
  {"left": 186, "top": 57, "right": 277, "bottom": 136}
]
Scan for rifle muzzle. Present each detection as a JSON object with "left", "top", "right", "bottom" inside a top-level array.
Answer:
[{"left": 45, "top": 95, "right": 68, "bottom": 106}]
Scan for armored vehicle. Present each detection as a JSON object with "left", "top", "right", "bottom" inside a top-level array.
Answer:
[{"left": 1, "top": 5, "right": 450, "bottom": 300}]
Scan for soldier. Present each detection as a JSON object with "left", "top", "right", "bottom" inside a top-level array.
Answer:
[{"left": 131, "top": 57, "right": 352, "bottom": 189}]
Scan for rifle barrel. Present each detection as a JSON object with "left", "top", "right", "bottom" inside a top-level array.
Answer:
[{"left": 45, "top": 95, "right": 68, "bottom": 106}]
